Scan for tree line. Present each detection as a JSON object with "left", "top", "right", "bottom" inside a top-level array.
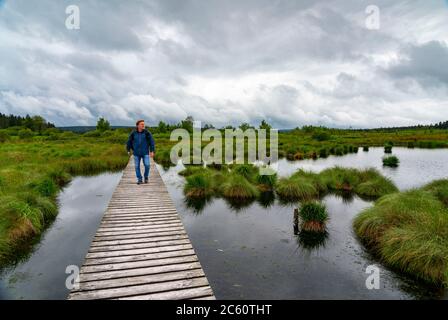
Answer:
[{"left": 0, "top": 113, "right": 55, "bottom": 132}]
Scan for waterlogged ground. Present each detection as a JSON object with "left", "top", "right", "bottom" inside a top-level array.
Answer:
[
  {"left": 0, "top": 148, "right": 447, "bottom": 299},
  {"left": 0, "top": 172, "right": 122, "bottom": 300},
  {"left": 160, "top": 147, "right": 448, "bottom": 299}
]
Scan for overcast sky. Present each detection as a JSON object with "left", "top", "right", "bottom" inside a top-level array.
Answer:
[{"left": 0, "top": 0, "right": 447, "bottom": 128}]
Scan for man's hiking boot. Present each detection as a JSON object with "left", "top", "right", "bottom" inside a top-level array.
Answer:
[
  {"left": 145, "top": 178, "right": 149, "bottom": 184},
  {"left": 137, "top": 180, "right": 143, "bottom": 185}
]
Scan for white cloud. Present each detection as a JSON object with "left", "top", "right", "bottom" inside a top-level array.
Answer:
[{"left": 0, "top": 0, "right": 447, "bottom": 128}]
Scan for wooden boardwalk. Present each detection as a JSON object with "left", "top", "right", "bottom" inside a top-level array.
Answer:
[{"left": 68, "top": 158, "right": 215, "bottom": 300}]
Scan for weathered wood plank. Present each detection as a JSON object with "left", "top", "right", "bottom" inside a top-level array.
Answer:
[
  {"left": 80, "top": 255, "right": 198, "bottom": 273},
  {"left": 83, "top": 248, "right": 197, "bottom": 266},
  {"left": 116, "top": 286, "right": 214, "bottom": 300},
  {"left": 73, "top": 269, "right": 206, "bottom": 292},
  {"left": 68, "top": 159, "right": 214, "bottom": 300},
  {"left": 79, "top": 262, "right": 203, "bottom": 282},
  {"left": 69, "top": 277, "right": 210, "bottom": 300}
]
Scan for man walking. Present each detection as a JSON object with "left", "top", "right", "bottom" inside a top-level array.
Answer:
[{"left": 126, "top": 120, "right": 155, "bottom": 185}]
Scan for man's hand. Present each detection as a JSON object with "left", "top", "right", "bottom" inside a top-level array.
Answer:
[
  {"left": 150, "top": 152, "right": 154, "bottom": 158},
  {"left": 127, "top": 151, "right": 131, "bottom": 156}
]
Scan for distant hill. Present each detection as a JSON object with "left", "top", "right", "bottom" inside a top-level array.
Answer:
[
  {"left": 58, "top": 120, "right": 448, "bottom": 133},
  {"left": 58, "top": 126, "right": 133, "bottom": 133}
]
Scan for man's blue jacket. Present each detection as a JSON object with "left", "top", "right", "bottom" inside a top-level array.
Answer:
[{"left": 126, "top": 129, "right": 155, "bottom": 156}]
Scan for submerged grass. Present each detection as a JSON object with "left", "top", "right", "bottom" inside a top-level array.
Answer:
[{"left": 353, "top": 180, "right": 448, "bottom": 287}]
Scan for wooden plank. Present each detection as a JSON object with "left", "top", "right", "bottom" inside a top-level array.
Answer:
[
  {"left": 83, "top": 249, "right": 197, "bottom": 266},
  {"left": 80, "top": 255, "right": 198, "bottom": 273},
  {"left": 116, "top": 286, "right": 214, "bottom": 300},
  {"left": 79, "top": 262, "right": 203, "bottom": 282},
  {"left": 90, "top": 234, "right": 189, "bottom": 248},
  {"left": 68, "top": 159, "right": 215, "bottom": 300},
  {"left": 73, "top": 269, "right": 206, "bottom": 292},
  {"left": 69, "top": 277, "right": 210, "bottom": 300}
]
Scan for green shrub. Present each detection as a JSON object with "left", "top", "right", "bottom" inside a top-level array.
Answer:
[
  {"left": 384, "top": 143, "right": 393, "bottom": 153},
  {"left": 0, "top": 131, "right": 10, "bottom": 143},
  {"left": 312, "top": 130, "right": 331, "bottom": 141},
  {"left": 18, "top": 128, "right": 34, "bottom": 140},
  {"left": 319, "top": 148, "right": 329, "bottom": 158},
  {"left": 83, "top": 130, "right": 102, "bottom": 138},
  {"left": 383, "top": 155, "right": 399, "bottom": 167}
]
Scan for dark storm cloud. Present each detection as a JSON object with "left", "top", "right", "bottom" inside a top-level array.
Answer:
[
  {"left": 0, "top": 0, "right": 447, "bottom": 128},
  {"left": 386, "top": 41, "right": 448, "bottom": 89}
]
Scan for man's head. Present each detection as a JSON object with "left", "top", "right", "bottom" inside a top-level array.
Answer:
[{"left": 136, "top": 119, "right": 145, "bottom": 132}]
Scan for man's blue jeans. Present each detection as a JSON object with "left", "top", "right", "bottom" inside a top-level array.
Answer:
[{"left": 134, "top": 155, "right": 150, "bottom": 182}]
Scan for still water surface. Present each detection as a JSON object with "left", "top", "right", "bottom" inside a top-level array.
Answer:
[{"left": 1, "top": 148, "right": 447, "bottom": 299}]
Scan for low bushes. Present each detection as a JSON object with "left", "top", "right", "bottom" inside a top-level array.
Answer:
[{"left": 383, "top": 155, "right": 399, "bottom": 167}]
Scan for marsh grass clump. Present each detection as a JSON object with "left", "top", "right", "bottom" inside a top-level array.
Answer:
[
  {"left": 423, "top": 179, "right": 448, "bottom": 206},
  {"left": 319, "top": 148, "right": 329, "bottom": 158},
  {"left": 256, "top": 172, "right": 277, "bottom": 192},
  {"left": 299, "top": 201, "right": 328, "bottom": 233},
  {"left": 383, "top": 155, "right": 399, "bottom": 167},
  {"left": 232, "top": 164, "right": 257, "bottom": 181},
  {"left": 221, "top": 174, "right": 259, "bottom": 200},
  {"left": 384, "top": 143, "right": 393, "bottom": 153},
  {"left": 363, "top": 146, "right": 369, "bottom": 152},
  {"left": 34, "top": 177, "right": 58, "bottom": 198},
  {"left": 183, "top": 173, "right": 213, "bottom": 198},
  {"left": 48, "top": 169, "right": 72, "bottom": 187},
  {"left": 354, "top": 187, "right": 448, "bottom": 287},
  {"left": 179, "top": 165, "right": 204, "bottom": 177},
  {"left": 355, "top": 168, "right": 398, "bottom": 198},
  {"left": 355, "top": 178, "right": 398, "bottom": 198},
  {"left": 276, "top": 176, "right": 319, "bottom": 202},
  {"left": 276, "top": 167, "right": 397, "bottom": 201},
  {"left": 320, "top": 167, "right": 360, "bottom": 192}
]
